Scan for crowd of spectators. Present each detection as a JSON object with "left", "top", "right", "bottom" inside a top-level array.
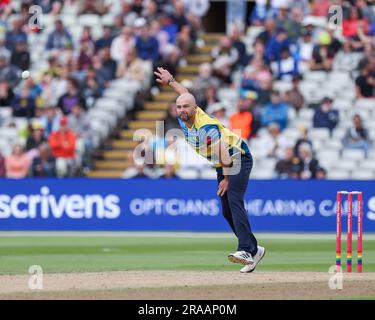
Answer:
[
  {"left": 131, "top": 0, "right": 374, "bottom": 180},
  {"left": 0, "top": 0, "right": 374, "bottom": 180},
  {"left": 0, "top": 0, "right": 210, "bottom": 178}
]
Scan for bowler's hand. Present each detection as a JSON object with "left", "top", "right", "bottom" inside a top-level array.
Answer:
[
  {"left": 217, "top": 178, "right": 228, "bottom": 197},
  {"left": 154, "top": 67, "right": 173, "bottom": 85}
]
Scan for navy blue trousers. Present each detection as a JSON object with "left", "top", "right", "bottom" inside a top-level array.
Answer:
[{"left": 216, "top": 153, "right": 258, "bottom": 256}]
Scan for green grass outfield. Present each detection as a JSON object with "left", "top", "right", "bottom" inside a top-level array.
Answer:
[{"left": 0, "top": 232, "right": 374, "bottom": 275}]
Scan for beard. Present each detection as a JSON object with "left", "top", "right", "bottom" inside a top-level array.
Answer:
[{"left": 178, "top": 113, "right": 189, "bottom": 122}]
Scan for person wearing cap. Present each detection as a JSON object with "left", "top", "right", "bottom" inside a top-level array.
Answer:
[
  {"left": 48, "top": 116, "right": 77, "bottom": 177},
  {"left": 313, "top": 97, "right": 339, "bottom": 133},
  {"left": 155, "top": 67, "right": 266, "bottom": 273},
  {"left": 207, "top": 103, "right": 229, "bottom": 128},
  {"left": 297, "top": 29, "right": 314, "bottom": 63},
  {"left": 26, "top": 121, "right": 46, "bottom": 152},
  {"left": 30, "top": 143, "right": 57, "bottom": 177},
  {"left": 310, "top": 31, "right": 335, "bottom": 71}
]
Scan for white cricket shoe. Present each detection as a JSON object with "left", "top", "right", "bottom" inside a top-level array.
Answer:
[
  {"left": 228, "top": 251, "right": 254, "bottom": 265},
  {"left": 240, "top": 246, "right": 266, "bottom": 273}
]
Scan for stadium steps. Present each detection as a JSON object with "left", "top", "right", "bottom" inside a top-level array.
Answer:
[
  {"left": 201, "top": 33, "right": 223, "bottom": 43},
  {"left": 102, "top": 150, "right": 129, "bottom": 160},
  {"left": 144, "top": 102, "right": 170, "bottom": 110},
  {"left": 136, "top": 110, "right": 167, "bottom": 121},
  {"left": 128, "top": 120, "right": 158, "bottom": 130},
  {"left": 153, "top": 92, "right": 178, "bottom": 101},
  {"left": 120, "top": 129, "right": 155, "bottom": 139},
  {"left": 85, "top": 170, "right": 125, "bottom": 178},
  {"left": 86, "top": 33, "right": 223, "bottom": 178},
  {"left": 111, "top": 140, "right": 139, "bottom": 149},
  {"left": 187, "top": 54, "right": 212, "bottom": 65},
  {"left": 94, "top": 160, "right": 131, "bottom": 170},
  {"left": 177, "top": 65, "right": 200, "bottom": 74}
]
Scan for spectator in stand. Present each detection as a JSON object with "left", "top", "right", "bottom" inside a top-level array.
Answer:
[
  {"left": 357, "top": 0, "right": 375, "bottom": 24},
  {"left": 30, "top": 143, "right": 57, "bottom": 177},
  {"left": 0, "top": 152, "right": 5, "bottom": 177},
  {"left": 46, "top": 19, "right": 73, "bottom": 51},
  {"left": 5, "top": 144, "right": 30, "bottom": 178},
  {"left": 95, "top": 25, "right": 114, "bottom": 53},
  {"left": 150, "top": 19, "right": 180, "bottom": 72},
  {"left": 230, "top": 98, "right": 253, "bottom": 140},
  {"left": 295, "top": 142, "right": 320, "bottom": 179},
  {"left": 164, "top": 102, "right": 180, "bottom": 133},
  {"left": 297, "top": 29, "right": 314, "bottom": 66},
  {"left": 10, "top": 39, "right": 30, "bottom": 71},
  {"left": 110, "top": 26, "right": 135, "bottom": 63},
  {"left": 116, "top": 47, "right": 146, "bottom": 83},
  {"left": 43, "top": 54, "right": 62, "bottom": 79},
  {"left": 191, "top": 63, "right": 220, "bottom": 107},
  {"left": 315, "top": 166, "right": 327, "bottom": 179},
  {"left": 48, "top": 116, "right": 77, "bottom": 177},
  {"left": 355, "top": 59, "right": 375, "bottom": 98},
  {"left": 256, "top": 18, "right": 276, "bottom": 46},
  {"left": 0, "top": 79, "right": 14, "bottom": 106},
  {"left": 5, "top": 18, "right": 27, "bottom": 51},
  {"left": 229, "top": 24, "right": 248, "bottom": 68},
  {"left": 310, "top": 0, "right": 331, "bottom": 17},
  {"left": 207, "top": 103, "right": 229, "bottom": 128},
  {"left": 294, "top": 127, "right": 313, "bottom": 156},
  {"left": 80, "top": 26, "right": 95, "bottom": 48},
  {"left": 12, "top": 87, "right": 36, "bottom": 118},
  {"left": 255, "top": 122, "right": 290, "bottom": 159},
  {"left": 261, "top": 90, "right": 289, "bottom": 130},
  {"left": 57, "top": 77, "right": 86, "bottom": 115},
  {"left": 135, "top": 22, "right": 160, "bottom": 63},
  {"left": 160, "top": 164, "right": 178, "bottom": 179},
  {"left": 286, "top": 8, "right": 303, "bottom": 43},
  {"left": 0, "top": 36, "right": 11, "bottom": 63},
  {"left": 284, "top": 75, "right": 305, "bottom": 114},
  {"left": 313, "top": 97, "right": 339, "bottom": 133},
  {"left": 172, "top": 0, "right": 192, "bottom": 61},
  {"left": 182, "top": 0, "right": 210, "bottom": 38},
  {"left": 275, "top": 146, "right": 300, "bottom": 179},
  {"left": 275, "top": 4, "right": 302, "bottom": 42},
  {"left": 201, "top": 86, "right": 219, "bottom": 111},
  {"left": 343, "top": 6, "right": 369, "bottom": 39},
  {"left": 99, "top": 47, "right": 117, "bottom": 80},
  {"left": 0, "top": 53, "right": 21, "bottom": 87},
  {"left": 78, "top": 40, "right": 94, "bottom": 71},
  {"left": 81, "top": 67, "right": 102, "bottom": 108},
  {"left": 272, "top": 47, "right": 299, "bottom": 80},
  {"left": 68, "top": 103, "right": 93, "bottom": 169},
  {"left": 26, "top": 121, "right": 46, "bottom": 152},
  {"left": 40, "top": 106, "right": 61, "bottom": 138},
  {"left": 343, "top": 114, "right": 371, "bottom": 157},
  {"left": 249, "top": 0, "right": 278, "bottom": 26},
  {"left": 211, "top": 36, "right": 238, "bottom": 84},
  {"left": 78, "top": 0, "right": 108, "bottom": 15},
  {"left": 265, "top": 27, "right": 290, "bottom": 62},
  {"left": 310, "top": 31, "right": 335, "bottom": 71}
]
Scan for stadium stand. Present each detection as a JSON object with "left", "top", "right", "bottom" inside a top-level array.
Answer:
[{"left": 0, "top": 0, "right": 374, "bottom": 180}]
